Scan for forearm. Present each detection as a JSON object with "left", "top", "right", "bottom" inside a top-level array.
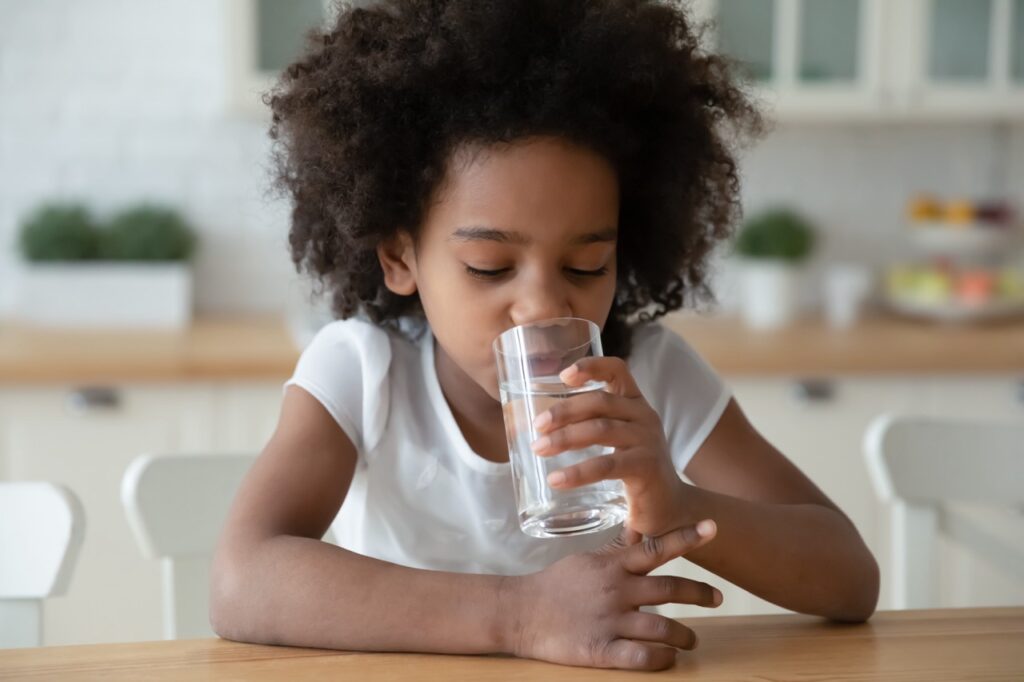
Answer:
[
  {"left": 672, "top": 483, "right": 879, "bottom": 622},
  {"left": 210, "top": 534, "right": 516, "bottom": 654}
]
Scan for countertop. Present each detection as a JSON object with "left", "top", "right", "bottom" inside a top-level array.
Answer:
[
  {"left": 0, "top": 316, "right": 300, "bottom": 384},
  {"left": 2, "top": 607, "right": 1021, "bottom": 681},
  {"left": 2, "top": 313, "right": 1023, "bottom": 384},
  {"left": 661, "top": 312, "right": 1024, "bottom": 377}
]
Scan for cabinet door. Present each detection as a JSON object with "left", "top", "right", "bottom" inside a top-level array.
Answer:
[
  {"left": 212, "top": 381, "right": 285, "bottom": 452},
  {"left": 0, "top": 385, "right": 214, "bottom": 646},
  {"left": 653, "top": 377, "right": 918, "bottom": 618},
  {"left": 708, "top": 0, "right": 885, "bottom": 120},
  {"left": 904, "top": 0, "right": 1024, "bottom": 118}
]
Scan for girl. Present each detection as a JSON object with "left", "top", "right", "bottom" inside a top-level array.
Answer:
[{"left": 211, "top": 0, "right": 878, "bottom": 671}]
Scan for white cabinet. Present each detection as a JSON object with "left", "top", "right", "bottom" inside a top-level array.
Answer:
[
  {"left": 691, "top": 0, "right": 887, "bottom": 120},
  {"left": 693, "top": 0, "right": 1024, "bottom": 120},
  {"left": 0, "top": 381, "right": 284, "bottom": 646},
  {"left": 658, "top": 374, "right": 1024, "bottom": 619}
]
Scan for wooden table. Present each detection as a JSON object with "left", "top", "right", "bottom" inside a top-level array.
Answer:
[{"left": 2, "top": 608, "right": 1021, "bottom": 681}]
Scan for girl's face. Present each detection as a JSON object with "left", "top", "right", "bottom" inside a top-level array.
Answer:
[{"left": 379, "top": 135, "right": 620, "bottom": 400}]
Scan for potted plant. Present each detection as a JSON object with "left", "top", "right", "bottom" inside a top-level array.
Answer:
[
  {"left": 734, "top": 208, "right": 816, "bottom": 329},
  {"left": 16, "top": 202, "right": 197, "bottom": 329}
]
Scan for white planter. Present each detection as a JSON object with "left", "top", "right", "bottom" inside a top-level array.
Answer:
[
  {"left": 738, "top": 261, "right": 803, "bottom": 330},
  {"left": 15, "top": 263, "right": 193, "bottom": 329}
]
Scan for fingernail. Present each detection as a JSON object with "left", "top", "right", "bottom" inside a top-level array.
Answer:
[
  {"left": 713, "top": 589, "right": 723, "bottom": 606},
  {"left": 559, "top": 364, "right": 579, "bottom": 382},
  {"left": 547, "top": 471, "right": 566, "bottom": 486},
  {"left": 533, "top": 411, "right": 551, "bottom": 431},
  {"left": 532, "top": 437, "right": 551, "bottom": 453},
  {"left": 696, "top": 519, "right": 716, "bottom": 538}
]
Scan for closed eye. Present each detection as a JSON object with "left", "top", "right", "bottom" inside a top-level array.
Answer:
[
  {"left": 464, "top": 265, "right": 511, "bottom": 279},
  {"left": 566, "top": 266, "right": 609, "bottom": 277}
]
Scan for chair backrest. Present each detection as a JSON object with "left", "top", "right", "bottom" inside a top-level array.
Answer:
[
  {"left": 864, "top": 414, "right": 1024, "bottom": 609},
  {"left": 122, "top": 453, "right": 338, "bottom": 640},
  {"left": 121, "top": 454, "right": 256, "bottom": 640},
  {"left": 0, "top": 482, "right": 85, "bottom": 648}
]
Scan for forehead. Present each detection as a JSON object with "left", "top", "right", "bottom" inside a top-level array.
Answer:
[{"left": 422, "top": 136, "right": 620, "bottom": 241}]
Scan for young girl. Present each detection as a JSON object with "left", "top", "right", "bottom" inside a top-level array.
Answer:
[{"left": 211, "top": 0, "right": 878, "bottom": 671}]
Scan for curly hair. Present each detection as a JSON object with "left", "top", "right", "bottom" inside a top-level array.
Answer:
[{"left": 267, "top": 0, "right": 762, "bottom": 357}]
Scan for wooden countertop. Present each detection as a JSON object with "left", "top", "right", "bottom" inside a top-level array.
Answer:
[
  {"left": 0, "top": 317, "right": 301, "bottom": 384},
  {"left": 2, "top": 607, "right": 1021, "bottom": 680},
  {"left": 664, "top": 312, "right": 1024, "bottom": 377},
  {"left": 2, "top": 313, "right": 1023, "bottom": 384}
]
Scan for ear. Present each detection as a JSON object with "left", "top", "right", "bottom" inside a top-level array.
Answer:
[{"left": 377, "top": 231, "right": 418, "bottom": 296}]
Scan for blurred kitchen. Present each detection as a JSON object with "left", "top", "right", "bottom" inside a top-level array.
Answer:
[{"left": 1, "top": 0, "right": 1022, "bottom": 649}]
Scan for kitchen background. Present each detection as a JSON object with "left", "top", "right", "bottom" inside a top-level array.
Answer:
[{"left": 1, "top": 0, "right": 1022, "bottom": 648}]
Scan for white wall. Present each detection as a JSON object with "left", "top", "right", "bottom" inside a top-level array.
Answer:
[{"left": 1, "top": 1, "right": 1022, "bottom": 319}]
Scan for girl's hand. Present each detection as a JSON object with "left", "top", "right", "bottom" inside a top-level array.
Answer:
[
  {"left": 531, "top": 356, "right": 685, "bottom": 537},
  {"left": 505, "top": 521, "right": 721, "bottom": 671}
]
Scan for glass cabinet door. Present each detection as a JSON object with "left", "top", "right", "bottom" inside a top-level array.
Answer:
[
  {"left": 927, "top": 0, "right": 993, "bottom": 82},
  {"left": 716, "top": 0, "right": 776, "bottom": 82},
  {"left": 798, "top": 0, "right": 861, "bottom": 82},
  {"left": 255, "top": 0, "right": 327, "bottom": 73},
  {"left": 1013, "top": 0, "right": 1024, "bottom": 83}
]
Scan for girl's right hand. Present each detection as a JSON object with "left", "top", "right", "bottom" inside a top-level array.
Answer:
[{"left": 503, "top": 520, "right": 721, "bottom": 671}]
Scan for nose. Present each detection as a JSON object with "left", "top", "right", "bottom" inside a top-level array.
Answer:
[{"left": 508, "top": 272, "right": 572, "bottom": 327}]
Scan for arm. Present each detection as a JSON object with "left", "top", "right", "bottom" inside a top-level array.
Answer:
[
  {"left": 534, "top": 360, "right": 879, "bottom": 623},
  {"left": 677, "top": 399, "right": 879, "bottom": 622},
  {"left": 212, "top": 386, "right": 724, "bottom": 670},
  {"left": 209, "top": 386, "right": 512, "bottom": 654}
]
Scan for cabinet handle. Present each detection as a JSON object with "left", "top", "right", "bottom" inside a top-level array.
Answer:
[
  {"left": 66, "top": 387, "right": 122, "bottom": 414},
  {"left": 792, "top": 379, "right": 835, "bottom": 403}
]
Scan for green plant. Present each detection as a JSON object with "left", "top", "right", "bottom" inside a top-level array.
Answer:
[
  {"left": 18, "top": 203, "right": 101, "bottom": 261},
  {"left": 99, "top": 205, "right": 197, "bottom": 261},
  {"left": 735, "top": 208, "right": 816, "bottom": 263}
]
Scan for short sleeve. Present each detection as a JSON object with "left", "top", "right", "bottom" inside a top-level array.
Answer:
[
  {"left": 284, "top": 318, "right": 392, "bottom": 455},
  {"left": 627, "top": 323, "right": 731, "bottom": 475}
]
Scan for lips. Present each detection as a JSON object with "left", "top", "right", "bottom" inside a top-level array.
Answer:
[{"left": 527, "top": 353, "right": 565, "bottom": 378}]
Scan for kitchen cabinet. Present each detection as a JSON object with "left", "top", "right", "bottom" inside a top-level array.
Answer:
[
  {"left": 656, "top": 375, "right": 1024, "bottom": 619},
  {"left": 0, "top": 381, "right": 284, "bottom": 646},
  {"left": 692, "top": 0, "right": 1024, "bottom": 121}
]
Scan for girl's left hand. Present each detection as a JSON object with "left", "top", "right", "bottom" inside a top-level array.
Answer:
[{"left": 531, "top": 357, "right": 685, "bottom": 537}]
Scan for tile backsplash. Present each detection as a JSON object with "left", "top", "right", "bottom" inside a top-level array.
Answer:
[{"left": 1, "top": 1, "right": 1022, "bottom": 319}]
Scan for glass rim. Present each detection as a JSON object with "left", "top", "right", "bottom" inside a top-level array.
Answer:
[{"left": 492, "top": 316, "right": 601, "bottom": 358}]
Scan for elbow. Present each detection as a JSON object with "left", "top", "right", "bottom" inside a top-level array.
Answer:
[
  {"left": 830, "top": 551, "right": 880, "bottom": 624},
  {"left": 209, "top": 553, "right": 248, "bottom": 641}
]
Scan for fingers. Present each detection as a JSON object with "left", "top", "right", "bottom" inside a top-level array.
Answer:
[
  {"left": 545, "top": 451, "right": 625, "bottom": 489},
  {"left": 532, "top": 389, "right": 641, "bottom": 436},
  {"left": 621, "top": 520, "right": 717, "bottom": 574},
  {"left": 617, "top": 611, "right": 699, "bottom": 651},
  {"left": 629, "top": 574, "right": 723, "bottom": 608},
  {"left": 560, "top": 356, "right": 642, "bottom": 399},
  {"left": 533, "top": 416, "right": 634, "bottom": 458},
  {"left": 599, "top": 639, "right": 678, "bottom": 671}
]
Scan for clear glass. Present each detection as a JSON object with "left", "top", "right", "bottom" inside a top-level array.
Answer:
[
  {"left": 716, "top": 0, "right": 776, "bottom": 82},
  {"left": 1014, "top": 0, "right": 1024, "bottom": 82},
  {"left": 799, "top": 0, "right": 860, "bottom": 82},
  {"left": 494, "top": 318, "right": 627, "bottom": 538},
  {"left": 256, "top": 0, "right": 326, "bottom": 72},
  {"left": 928, "top": 0, "right": 992, "bottom": 82}
]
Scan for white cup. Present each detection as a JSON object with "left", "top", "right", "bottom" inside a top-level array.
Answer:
[{"left": 823, "top": 264, "right": 872, "bottom": 329}]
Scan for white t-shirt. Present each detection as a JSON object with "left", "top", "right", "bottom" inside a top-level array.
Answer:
[{"left": 285, "top": 318, "right": 730, "bottom": 576}]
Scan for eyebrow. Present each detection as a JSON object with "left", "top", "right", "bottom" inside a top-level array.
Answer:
[{"left": 449, "top": 226, "right": 618, "bottom": 245}]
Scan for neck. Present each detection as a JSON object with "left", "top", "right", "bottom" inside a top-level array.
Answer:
[{"left": 432, "top": 336, "right": 508, "bottom": 462}]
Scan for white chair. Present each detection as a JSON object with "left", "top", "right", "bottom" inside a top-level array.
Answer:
[
  {"left": 121, "top": 454, "right": 258, "bottom": 640},
  {"left": 865, "top": 414, "right": 1024, "bottom": 609},
  {"left": 122, "top": 453, "right": 337, "bottom": 640},
  {"left": 0, "top": 482, "right": 85, "bottom": 648}
]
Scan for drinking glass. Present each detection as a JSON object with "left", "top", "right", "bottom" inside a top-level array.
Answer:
[{"left": 494, "top": 317, "right": 628, "bottom": 538}]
